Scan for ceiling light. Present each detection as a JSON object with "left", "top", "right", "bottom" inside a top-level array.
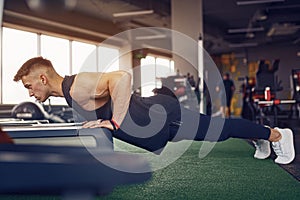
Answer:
[
  {"left": 257, "top": 14, "right": 268, "bottom": 21},
  {"left": 255, "top": 10, "right": 268, "bottom": 21},
  {"left": 113, "top": 10, "right": 154, "bottom": 17},
  {"left": 236, "top": 0, "right": 285, "bottom": 6},
  {"left": 136, "top": 35, "right": 166, "bottom": 40},
  {"left": 228, "top": 27, "right": 264, "bottom": 33},
  {"left": 246, "top": 32, "right": 255, "bottom": 38},
  {"left": 267, "top": 23, "right": 300, "bottom": 37},
  {"left": 229, "top": 43, "right": 258, "bottom": 48}
]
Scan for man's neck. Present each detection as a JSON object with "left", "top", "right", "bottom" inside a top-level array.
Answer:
[{"left": 50, "top": 76, "right": 64, "bottom": 97}]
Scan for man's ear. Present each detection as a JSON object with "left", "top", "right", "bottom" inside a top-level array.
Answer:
[{"left": 40, "top": 74, "right": 47, "bottom": 85}]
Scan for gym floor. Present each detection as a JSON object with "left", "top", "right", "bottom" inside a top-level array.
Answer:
[
  {"left": 279, "top": 124, "right": 300, "bottom": 181},
  {"left": 0, "top": 133, "right": 299, "bottom": 200}
]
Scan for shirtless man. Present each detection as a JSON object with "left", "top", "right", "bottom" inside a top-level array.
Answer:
[{"left": 13, "top": 57, "right": 295, "bottom": 164}]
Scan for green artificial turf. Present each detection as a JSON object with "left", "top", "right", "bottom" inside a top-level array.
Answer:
[
  {"left": 0, "top": 139, "right": 299, "bottom": 200},
  {"left": 102, "top": 139, "right": 300, "bottom": 200}
]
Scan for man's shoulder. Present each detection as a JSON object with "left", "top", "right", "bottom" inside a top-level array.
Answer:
[{"left": 77, "top": 71, "right": 101, "bottom": 77}]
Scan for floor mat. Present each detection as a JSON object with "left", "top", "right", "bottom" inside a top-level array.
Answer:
[{"left": 278, "top": 126, "right": 300, "bottom": 181}]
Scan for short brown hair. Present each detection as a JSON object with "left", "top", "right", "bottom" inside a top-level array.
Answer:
[{"left": 13, "top": 56, "right": 54, "bottom": 82}]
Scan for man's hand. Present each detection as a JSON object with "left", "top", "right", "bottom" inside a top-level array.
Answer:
[{"left": 82, "top": 119, "right": 115, "bottom": 130}]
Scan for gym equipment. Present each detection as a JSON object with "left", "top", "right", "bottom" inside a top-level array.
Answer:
[
  {"left": 0, "top": 127, "right": 14, "bottom": 144},
  {"left": 290, "top": 69, "right": 300, "bottom": 118},
  {"left": 240, "top": 64, "right": 300, "bottom": 126},
  {"left": 254, "top": 99, "right": 297, "bottom": 126},
  {"left": 158, "top": 75, "right": 199, "bottom": 110},
  {"left": 253, "top": 67, "right": 300, "bottom": 125},
  {"left": 0, "top": 124, "right": 151, "bottom": 199},
  {"left": 292, "top": 69, "right": 300, "bottom": 101},
  {"left": 11, "top": 101, "right": 67, "bottom": 123},
  {"left": 0, "top": 144, "right": 152, "bottom": 199},
  {"left": 11, "top": 101, "right": 45, "bottom": 120},
  {"left": 254, "top": 59, "right": 282, "bottom": 100},
  {"left": 2, "top": 123, "right": 114, "bottom": 150}
]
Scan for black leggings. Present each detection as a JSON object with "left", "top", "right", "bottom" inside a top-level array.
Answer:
[
  {"left": 169, "top": 107, "right": 271, "bottom": 142},
  {"left": 114, "top": 94, "right": 271, "bottom": 152}
]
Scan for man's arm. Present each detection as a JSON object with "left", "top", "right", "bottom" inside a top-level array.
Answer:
[
  {"left": 106, "top": 71, "right": 132, "bottom": 127},
  {"left": 75, "top": 71, "right": 132, "bottom": 130},
  {"left": 231, "top": 80, "right": 235, "bottom": 93}
]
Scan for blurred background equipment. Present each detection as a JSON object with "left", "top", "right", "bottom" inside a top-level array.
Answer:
[
  {"left": 11, "top": 101, "right": 69, "bottom": 123},
  {"left": 11, "top": 101, "right": 45, "bottom": 120}
]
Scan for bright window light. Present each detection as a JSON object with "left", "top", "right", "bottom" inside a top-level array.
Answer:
[
  {"left": 72, "top": 41, "right": 97, "bottom": 73},
  {"left": 2, "top": 27, "right": 38, "bottom": 104},
  {"left": 41, "top": 35, "right": 70, "bottom": 105},
  {"left": 140, "top": 56, "right": 175, "bottom": 97},
  {"left": 1, "top": 27, "right": 121, "bottom": 105},
  {"left": 141, "top": 56, "right": 156, "bottom": 97},
  {"left": 98, "top": 46, "right": 120, "bottom": 72},
  {"left": 156, "top": 57, "right": 172, "bottom": 78}
]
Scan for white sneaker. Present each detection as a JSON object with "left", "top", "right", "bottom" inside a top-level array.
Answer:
[
  {"left": 253, "top": 139, "right": 271, "bottom": 159},
  {"left": 272, "top": 128, "right": 295, "bottom": 164}
]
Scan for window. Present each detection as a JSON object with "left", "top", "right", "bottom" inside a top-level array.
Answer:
[
  {"left": 72, "top": 41, "right": 97, "bottom": 73},
  {"left": 141, "top": 56, "right": 156, "bottom": 97},
  {"left": 1, "top": 27, "right": 120, "bottom": 105},
  {"left": 98, "top": 46, "right": 119, "bottom": 72},
  {"left": 41, "top": 35, "right": 70, "bottom": 75},
  {"left": 40, "top": 35, "right": 70, "bottom": 105},
  {"left": 2, "top": 27, "right": 38, "bottom": 104},
  {"left": 141, "top": 56, "right": 175, "bottom": 97}
]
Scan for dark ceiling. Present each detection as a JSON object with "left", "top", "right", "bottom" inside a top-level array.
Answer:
[
  {"left": 5, "top": 0, "right": 300, "bottom": 55},
  {"left": 74, "top": 0, "right": 300, "bottom": 54},
  {"left": 203, "top": 0, "right": 300, "bottom": 54}
]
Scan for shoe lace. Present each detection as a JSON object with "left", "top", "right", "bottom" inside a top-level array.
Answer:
[
  {"left": 272, "top": 141, "right": 283, "bottom": 156},
  {"left": 254, "top": 141, "right": 267, "bottom": 152},
  {"left": 253, "top": 141, "right": 260, "bottom": 150}
]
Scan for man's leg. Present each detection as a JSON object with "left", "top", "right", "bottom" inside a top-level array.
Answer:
[
  {"left": 169, "top": 108, "right": 270, "bottom": 142},
  {"left": 225, "top": 106, "right": 229, "bottom": 118},
  {"left": 169, "top": 108, "right": 294, "bottom": 164},
  {"left": 226, "top": 96, "right": 232, "bottom": 118}
]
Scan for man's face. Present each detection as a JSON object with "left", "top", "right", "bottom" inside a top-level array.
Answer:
[{"left": 21, "top": 74, "right": 49, "bottom": 102}]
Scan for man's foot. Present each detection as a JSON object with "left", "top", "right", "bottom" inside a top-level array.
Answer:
[
  {"left": 253, "top": 139, "right": 271, "bottom": 159},
  {"left": 272, "top": 128, "right": 295, "bottom": 164}
]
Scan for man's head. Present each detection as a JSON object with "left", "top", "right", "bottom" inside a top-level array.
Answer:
[
  {"left": 14, "top": 57, "right": 59, "bottom": 102},
  {"left": 223, "top": 73, "right": 230, "bottom": 80}
]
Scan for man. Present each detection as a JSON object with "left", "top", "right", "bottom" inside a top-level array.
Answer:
[
  {"left": 14, "top": 57, "right": 295, "bottom": 164},
  {"left": 216, "top": 73, "right": 235, "bottom": 118}
]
